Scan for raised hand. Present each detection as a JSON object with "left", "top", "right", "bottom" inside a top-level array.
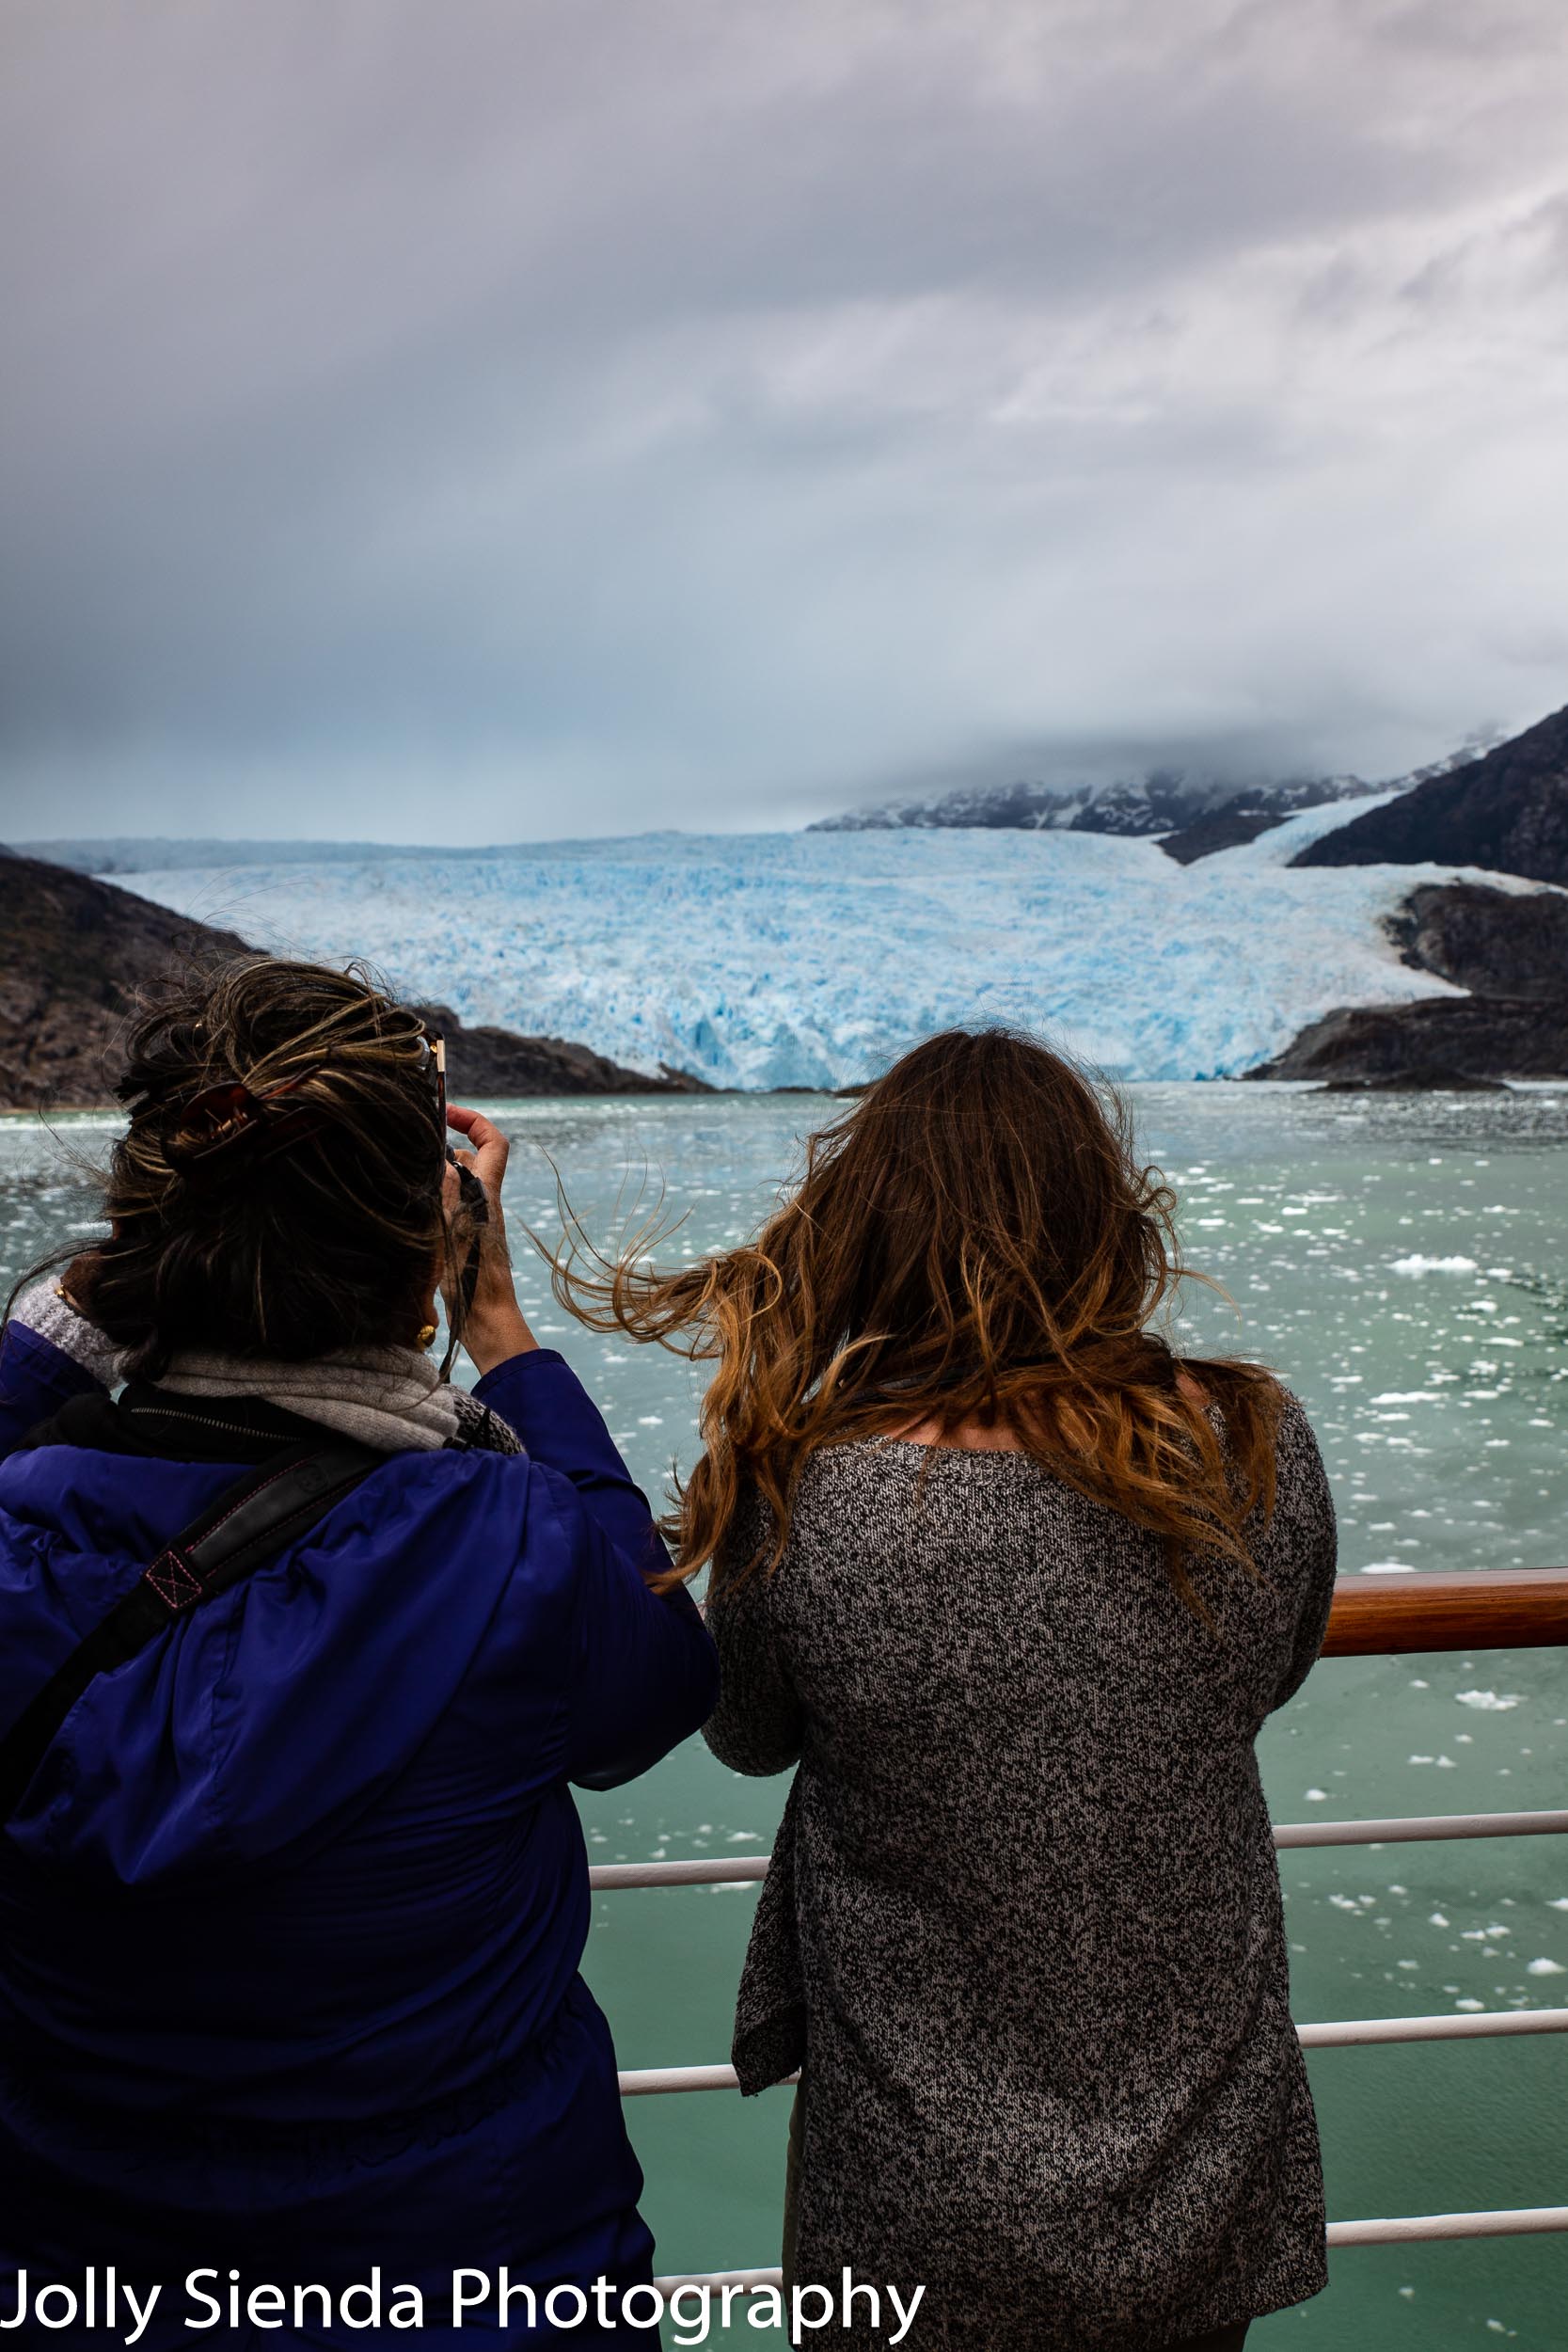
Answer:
[{"left": 442, "top": 1104, "right": 538, "bottom": 1374}]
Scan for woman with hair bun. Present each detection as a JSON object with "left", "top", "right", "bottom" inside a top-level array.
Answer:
[
  {"left": 0, "top": 957, "right": 718, "bottom": 2344},
  {"left": 570, "top": 1027, "right": 1338, "bottom": 2352}
]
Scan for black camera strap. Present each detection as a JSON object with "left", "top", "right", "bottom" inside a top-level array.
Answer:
[
  {"left": 439, "top": 1156, "right": 490, "bottom": 1383},
  {"left": 0, "top": 1436, "right": 379, "bottom": 1824}
]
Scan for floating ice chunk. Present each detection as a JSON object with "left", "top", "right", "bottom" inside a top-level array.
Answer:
[
  {"left": 1389, "top": 1255, "right": 1478, "bottom": 1276},
  {"left": 1526, "top": 1957, "right": 1566, "bottom": 1976},
  {"left": 1303, "top": 1788, "right": 1329, "bottom": 1802},
  {"left": 1454, "top": 1691, "right": 1524, "bottom": 1710}
]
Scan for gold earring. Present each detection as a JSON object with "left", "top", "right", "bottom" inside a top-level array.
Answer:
[{"left": 416, "top": 1322, "right": 438, "bottom": 1350}]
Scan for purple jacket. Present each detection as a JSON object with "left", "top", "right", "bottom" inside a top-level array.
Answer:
[{"left": 0, "top": 1311, "right": 718, "bottom": 2342}]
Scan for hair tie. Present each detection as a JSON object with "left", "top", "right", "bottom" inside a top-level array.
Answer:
[{"left": 163, "top": 1070, "right": 326, "bottom": 1173}]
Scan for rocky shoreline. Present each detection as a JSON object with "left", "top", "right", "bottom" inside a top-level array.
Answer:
[
  {"left": 1250, "top": 877, "right": 1568, "bottom": 1087},
  {"left": 1247, "top": 987, "right": 1568, "bottom": 1087}
]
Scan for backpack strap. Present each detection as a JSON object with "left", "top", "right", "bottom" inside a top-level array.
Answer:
[{"left": 0, "top": 1437, "right": 379, "bottom": 1824}]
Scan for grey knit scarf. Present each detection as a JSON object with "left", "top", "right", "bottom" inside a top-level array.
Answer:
[{"left": 15, "top": 1280, "right": 525, "bottom": 1457}]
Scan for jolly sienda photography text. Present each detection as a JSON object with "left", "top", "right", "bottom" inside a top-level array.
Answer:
[{"left": 1, "top": 2268, "right": 928, "bottom": 2345}]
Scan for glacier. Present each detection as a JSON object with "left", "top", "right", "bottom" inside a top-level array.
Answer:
[{"left": 119, "top": 801, "right": 1484, "bottom": 1090}]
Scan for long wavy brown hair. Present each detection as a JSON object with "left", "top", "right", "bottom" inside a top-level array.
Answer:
[{"left": 558, "top": 1027, "right": 1283, "bottom": 1620}]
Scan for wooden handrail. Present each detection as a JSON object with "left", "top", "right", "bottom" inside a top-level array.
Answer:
[{"left": 1323, "top": 1568, "right": 1568, "bottom": 1657}]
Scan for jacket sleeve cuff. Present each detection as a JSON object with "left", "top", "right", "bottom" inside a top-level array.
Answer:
[{"left": 470, "top": 1349, "right": 584, "bottom": 1442}]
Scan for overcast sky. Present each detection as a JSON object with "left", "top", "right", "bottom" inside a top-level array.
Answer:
[{"left": 2, "top": 0, "right": 1566, "bottom": 845}]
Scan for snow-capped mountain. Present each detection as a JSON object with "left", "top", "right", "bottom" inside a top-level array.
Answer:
[
  {"left": 114, "top": 800, "right": 1469, "bottom": 1091},
  {"left": 809, "top": 740, "right": 1495, "bottom": 846},
  {"left": 810, "top": 768, "right": 1374, "bottom": 837}
]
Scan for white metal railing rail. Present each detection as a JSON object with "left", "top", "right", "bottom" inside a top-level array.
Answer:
[
  {"left": 588, "top": 1807, "right": 1568, "bottom": 1891},
  {"left": 619, "top": 2006, "right": 1568, "bottom": 2097},
  {"left": 652, "top": 2206, "right": 1568, "bottom": 2294},
  {"left": 650, "top": 2209, "right": 1568, "bottom": 2295},
  {"left": 1275, "top": 1806, "right": 1568, "bottom": 1850},
  {"left": 602, "top": 1802, "right": 1568, "bottom": 2275}
]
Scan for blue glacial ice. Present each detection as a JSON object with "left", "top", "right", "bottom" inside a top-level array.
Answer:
[{"left": 122, "top": 803, "right": 1489, "bottom": 1090}]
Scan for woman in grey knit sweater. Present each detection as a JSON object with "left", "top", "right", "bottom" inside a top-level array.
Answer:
[{"left": 574, "top": 1029, "right": 1338, "bottom": 2351}]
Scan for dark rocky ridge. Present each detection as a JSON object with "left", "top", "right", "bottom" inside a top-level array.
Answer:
[
  {"left": 1388, "top": 882, "right": 1568, "bottom": 998},
  {"left": 0, "top": 850, "right": 706, "bottom": 1108},
  {"left": 0, "top": 851, "right": 254, "bottom": 1110},
  {"left": 1292, "top": 701, "right": 1568, "bottom": 884},
  {"left": 1251, "top": 880, "right": 1568, "bottom": 1084},
  {"left": 1247, "top": 993, "right": 1568, "bottom": 1085}
]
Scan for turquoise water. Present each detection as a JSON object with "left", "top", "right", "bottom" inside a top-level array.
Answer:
[{"left": 3, "top": 1085, "right": 1566, "bottom": 2347}]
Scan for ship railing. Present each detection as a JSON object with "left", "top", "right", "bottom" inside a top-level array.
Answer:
[{"left": 591, "top": 1565, "right": 1568, "bottom": 2296}]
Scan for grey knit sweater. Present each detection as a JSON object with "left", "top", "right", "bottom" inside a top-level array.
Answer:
[{"left": 702, "top": 1396, "right": 1338, "bottom": 2349}]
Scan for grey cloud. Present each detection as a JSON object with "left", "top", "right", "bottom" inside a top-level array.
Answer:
[{"left": 2, "top": 0, "right": 1567, "bottom": 841}]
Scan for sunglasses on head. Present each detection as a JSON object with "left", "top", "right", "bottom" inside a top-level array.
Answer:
[{"left": 410, "top": 1025, "right": 448, "bottom": 1137}]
